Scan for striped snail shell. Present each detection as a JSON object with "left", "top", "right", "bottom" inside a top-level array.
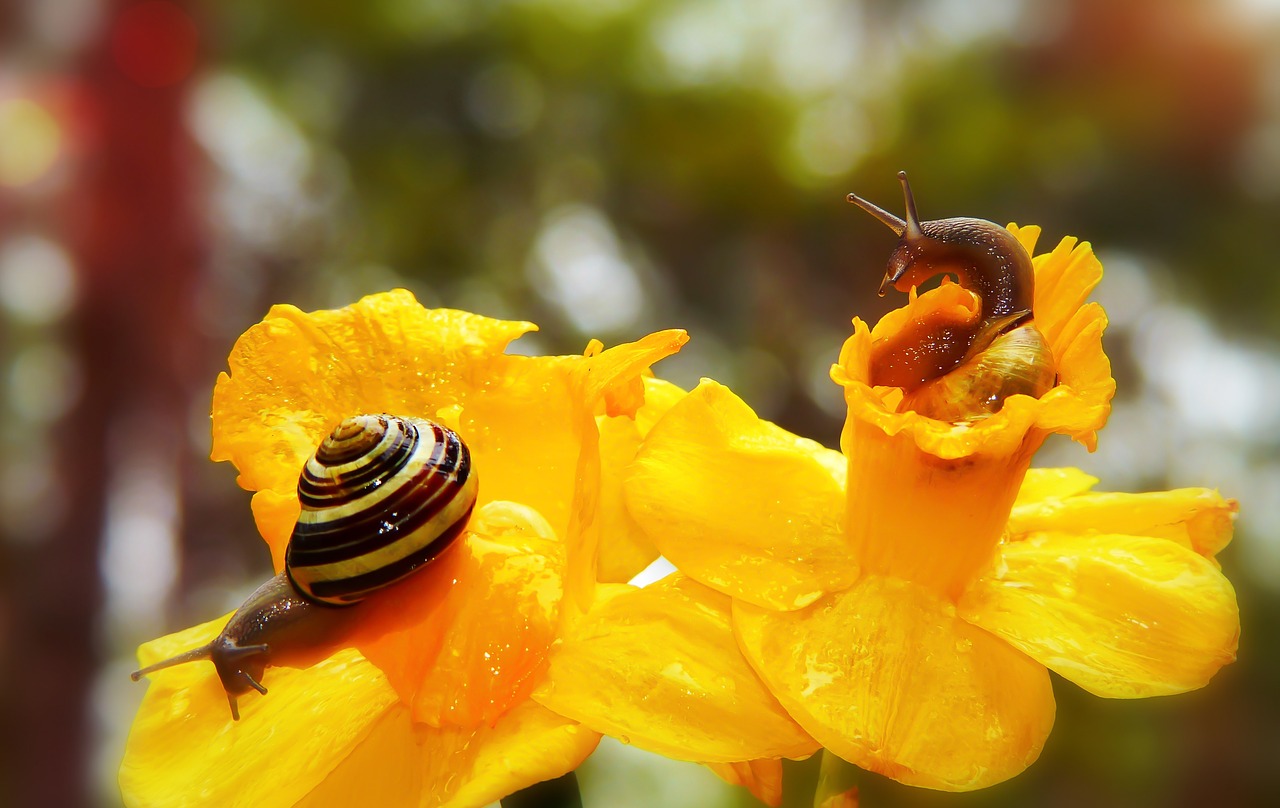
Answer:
[
  {"left": 289, "top": 414, "right": 478, "bottom": 605},
  {"left": 847, "top": 171, "right": 1055, "bottom": 421},
  {"left": 130, "top": 414, "right": 478, "bottom": 720}
]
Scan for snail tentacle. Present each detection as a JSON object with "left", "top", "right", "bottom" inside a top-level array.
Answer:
[
  {"left": 130, "top": 645, "right": 219, "bottom": 681},
  {"left": 846, "top": 191, "right": 907, "bottom": 240}
]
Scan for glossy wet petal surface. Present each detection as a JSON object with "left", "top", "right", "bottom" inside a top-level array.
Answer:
[
  {"left": 959, "top": 531, "right": 1239, "bottom": 697},
  {"left": 625, "top": 381, "right": 855, "bottom": 610},
  {"left": 734, "top": 576, "right": 1055, "bottom": 791}
]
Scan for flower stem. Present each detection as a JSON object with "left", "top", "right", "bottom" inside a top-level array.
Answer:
[
  {"left": 501, "top": 772, "right": 583, "bottom": 808},
  {"left": 814, "top": 749, "right": 860, "bottom": 808}
]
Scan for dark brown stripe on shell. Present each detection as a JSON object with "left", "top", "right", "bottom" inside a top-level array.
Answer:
[
  {"left": 290, "top": 427, "right": 461, "bottom": 545},
  {"left": 294, "top": 500, "right": 474, "bottom": 604},
  {"left": 314, "top": 415, "right": 389, "bottom": 466},
  {"left": 287, "top": 445, "right": 469, "bottom": 567},
  {"left": 297, "top": 420, "right": 421, "bottom": 508}
]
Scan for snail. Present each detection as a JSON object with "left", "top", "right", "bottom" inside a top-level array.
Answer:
[
  {"left": 847, "top": 171, "right": 1055, "bottom": 421},
  {"left": 130, "top": 413, "right": 478, "bottom": 720}
]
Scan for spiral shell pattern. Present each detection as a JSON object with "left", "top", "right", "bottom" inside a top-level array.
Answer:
[{"left": 286, "top": 414, "right": 478, "bottom": 606}]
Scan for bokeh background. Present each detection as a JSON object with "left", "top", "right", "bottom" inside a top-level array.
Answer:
[{"left": 1, "top": 0, "right": 1277, "bottom": 806}]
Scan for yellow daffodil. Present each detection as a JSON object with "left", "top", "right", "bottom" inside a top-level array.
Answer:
[
  {"left": 121, "top": 289, "right": 709, "bottom": 807},
  {"left": 624, "top": 227, "right": 1240, "bottom": 791}
]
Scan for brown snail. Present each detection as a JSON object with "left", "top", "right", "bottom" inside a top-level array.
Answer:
[
  {"left": 131, "top": 414, "right": 479, "bottom": 720},
  {"left": 847, "top": 171, "right": 1055, "bottom": 421}
]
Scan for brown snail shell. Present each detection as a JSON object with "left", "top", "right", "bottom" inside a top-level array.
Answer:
[{"left": 288, "top": 414, "right": 478, "bottom": 605}]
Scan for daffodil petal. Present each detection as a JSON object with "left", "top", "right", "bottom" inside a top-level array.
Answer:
[
  {"left": 441, "top": 702, "right": 599, "bottom": 808},
  {"left": 1009, "top": 487, "right": 1237, "bottom": 558},
  {"left": 122, "top": 620, "right": 398, "bottom": 808},
  {"left": 706, "top": 759, "right": 785, "bottom": 808},
  {"left": 1030, "top": 236, "right": 1103, "bottom": 352},
  {"left": 459, "top": 331, "right": 684, "bottom": 611},
  {"left": 958, "top": 532, "right": 1239, "bottom": 698},
  {"left": 294, "top": 700, "right": 600, "bottom": 808},
  {"left": 211, "top": 290, "right": 536, "bottom": 496},
  {"left": 249, "top": 489, "right": 298, "bottom": 572},
  {"left": 125, "top": 614, "right": 597, "bottom": 808},
  {"left": 356, "top": 501, "right": 564, "bottom": 728},
  {"left": 625, "top": 380, "right": 855, "bottom": 610},
  {"left": 1007, "top": 223, "right": 1041, "bottom": 255},
  {"left": 533, "top": 576, "right": 818, "bottom": 763},
  {"left": 564, "top": 333, "right": 688, "bottom": 612},
  {"left": 597, "top": 414, "right": 659, "bottom": 583},
  {"left": 1032, "top": 302, "right": 1115, "bottom": 449},
  {"left": 576, "top": 331, "right": 690, "bottom": 418},
  {"left": 597, "top": 378, "right": 687, "bottom": 583},
  {"left": 211, "top": 292, "right": 685, "bottom": 553},
  {"left": 459, "top": 361, "right": 583, "bottom": 541},
  {"left": 734, "top": 576, "right": 1055, "bottom": 791},
  {"left": 632, "top": 376, "right": 689, "bottom": 432},
  {"left": 1015, "top": 467, "right": 1099, "bottom": 505}
]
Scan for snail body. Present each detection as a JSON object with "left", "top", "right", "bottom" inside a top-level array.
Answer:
[
  {"left": 131, "top": 414, "right": 478, "bottom": 720},
  {"left": 847, "top": 172, "right": 1054, "bottom": 420}
]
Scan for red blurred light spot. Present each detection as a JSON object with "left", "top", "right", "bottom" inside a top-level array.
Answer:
[{"left": 109, "top": 1, "right": 199, "bottom": 88}]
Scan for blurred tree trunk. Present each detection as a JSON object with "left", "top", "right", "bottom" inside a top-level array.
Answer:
[{"left": 0, "top": 1, "right": 202, "bottom": 805}]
